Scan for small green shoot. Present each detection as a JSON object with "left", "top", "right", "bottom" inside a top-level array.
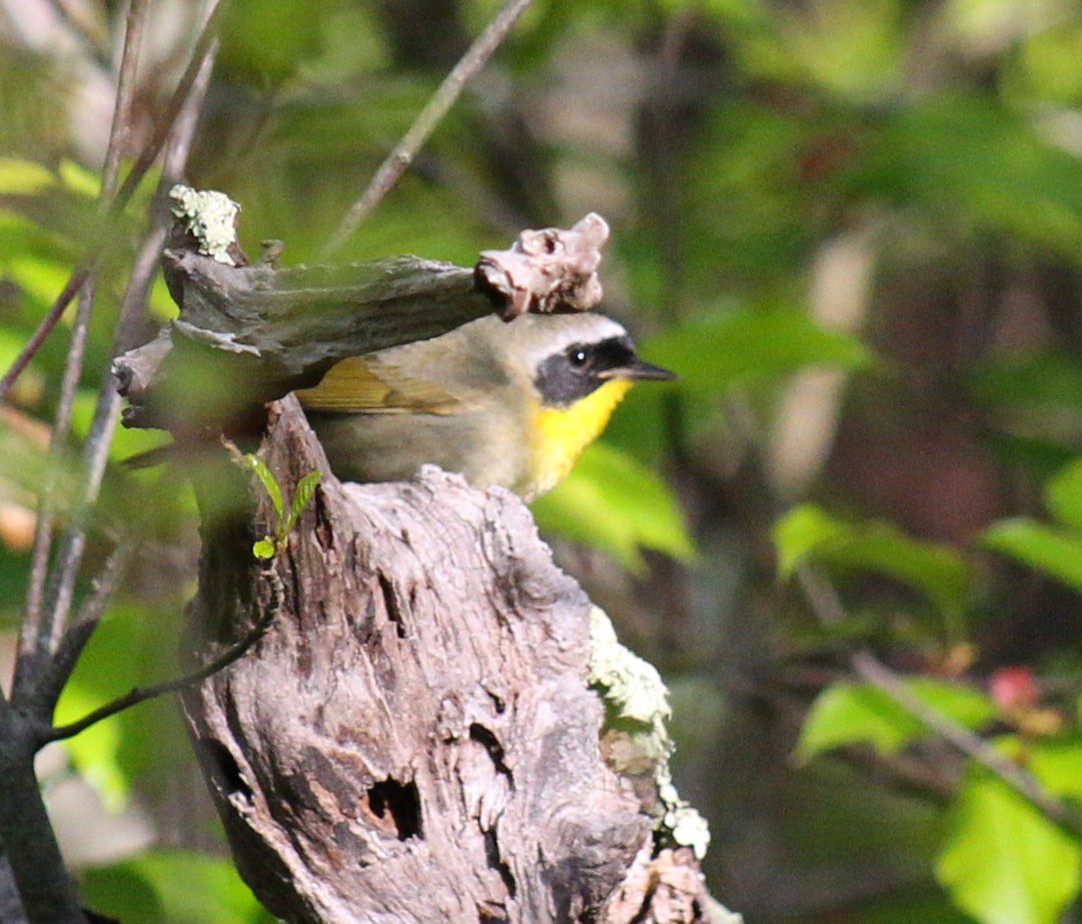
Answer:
[{"left": 244, "top": 455, "right": 322, "bottom": 560}]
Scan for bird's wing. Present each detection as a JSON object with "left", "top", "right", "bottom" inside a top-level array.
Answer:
[{"left": 296, "top": 355, "right": 466, "bottom": 415}]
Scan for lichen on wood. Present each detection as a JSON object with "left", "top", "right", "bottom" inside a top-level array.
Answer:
[
  {"left": 114, "top": 187, "right": 612, "bottom": 434},
  {"left": 138, "top": 191, "right": 732, "bottom": 922}
]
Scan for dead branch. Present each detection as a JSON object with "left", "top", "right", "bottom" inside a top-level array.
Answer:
[{"left": 114, "top": 198, "right": 610, "bottom": 435}]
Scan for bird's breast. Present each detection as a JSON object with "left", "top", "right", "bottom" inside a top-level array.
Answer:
[{"left": 524, "top": 379, "right": 633, "bottom": 499}]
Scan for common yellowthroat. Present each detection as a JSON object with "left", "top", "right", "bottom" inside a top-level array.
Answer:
[{"left": 297, "top": 312, "right": 675, "bottom": 501}]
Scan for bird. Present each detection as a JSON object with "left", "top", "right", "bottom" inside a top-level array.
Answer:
[{"left": 297, "top": 311, "right": 675, "bottom": 501}]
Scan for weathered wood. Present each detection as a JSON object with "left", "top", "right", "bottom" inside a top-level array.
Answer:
[
  {"left": 182, "top": 398, "right": 652, "bottom": 923},
  {"left": 114, "top": 198, "right": 612, "bottom": 434},
  {"left": 147, "top": 195, "right": 732, "bottom": 922},
  {"left": 117, "top": 254, "right": 490, "bottom": 432}
]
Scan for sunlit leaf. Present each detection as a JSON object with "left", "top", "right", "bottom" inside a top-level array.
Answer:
[
  {"left": 773, "top": 502, "right": 846, "bottom": 578},
  {"left": 797, "top": 678, "right": 994, "bottom": 761},
  {"left": 5, "top": 254, "right": 75, "bottom": 313},
  {"left": 782, "top": 0, "right": 905, "bottom": 103},
  {"left": 936, "top": 775, "right": 1082, "bottom": 924},
  {"left": 1009, "top": 23, "right": 1082, "bottom": 107},
  {"left": 982, "top": 519, "right": 1082, "bottom": 594},
  {"left": 55, "top": 603, "right": 189, "bottom": 809},
  {"left": 1045, "top": 459, "right": 1082, "bottom": 533},
  {"left": 1029, "top": 737, "right": 1082, "bottom": 802},
  {"left": 82, "top": 849, "right": 272, "bottom": 924},
  {"left": 0, "top": 157, "right": 55, "bottom": 194},
  {"left": 774, "top": 503, "right": 971, "bottom": 617},
  {"left": 245, "top": 455, "right": 284, "bottom": 520},
  {"left": 532, "top": 441, "right": 694, "bottom": 571},
  {"left": 57, "top": 158, "right": 101, "bottom": 198}
]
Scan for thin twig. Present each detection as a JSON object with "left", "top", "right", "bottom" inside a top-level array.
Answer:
[
  {"left": 112, "top": 0, "right": 228, "bottom": 207},
  {"left": 796, "top": 564, "right": 1081, "bottom": 832},
  {"left": 0, "top": 0, "right": 148, "bottom": 406},
  {"left": 320, "top": 0, "right": 534, "bottom": 260},
  {"left": 27, "top": 280, "right": 96, "bottom": 639},
  {"left": 0, "top": 264, "right": 93, "bottom": 404},
  {"left": 29, "top": 9, "right": 224, "bottom": 714},
  {"left": 45, "top": 0, "right": 110, "bottom": 66},
  {"left": 38, "top": 540, "right": 133, "bottom": 713},
  {"left": 0, "top": 0, "right": 229, "bottom": 404},
  {"left": 41, "top": 570, "right": 281, "bottom": 745},
  {"left": 20, "top": 281, "right": 105, "bottom": 656},
  {"left": 13, "top": 0, "right": 151, "bottom": 706},
  {"left": 101, "top": 0, "right": 150, "bottom": 202}
]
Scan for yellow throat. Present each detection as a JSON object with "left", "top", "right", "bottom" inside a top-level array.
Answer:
[{"left": 526, "top": 379, "right": 633, "bottom": 499}]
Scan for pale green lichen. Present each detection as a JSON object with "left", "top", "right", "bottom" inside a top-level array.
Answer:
[
  {"left": 588, "top": 606, "right": 712, "bottom": 860},
  {"left": 588, "top": 605, "right": 670, "bottom": 730},
  {"left": 169, "top": 185, "right": 240, "bottom": 266}
]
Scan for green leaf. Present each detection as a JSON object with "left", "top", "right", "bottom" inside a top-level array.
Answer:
[
  {"left": 969, "top": 350, "right": 1082, "bottom": 416},
  {"left": 797, "top": 678, "right": 995, "bottom": 761},
  {"left": 245, "top": 454, "right": 284, "bottom": 520},
  {"left": 773, "top": 503, "right": 847, "bottom": 578},
  {"left": 532, "top": 442, "right": 695, "bottom": 571},
  {"left": 644, "top": 306, "right": 872, "bottom": 396},
  {"left": 55, "top": 603, "right": 187, "bottom": 809},
  {"left": 1045, "top": 459, "right": 1082, "bottom": 532},
  {"left": 861, "top": 97, "right": 1082, "bottom": 258},
  {"left": 252, "top": 538, "right": 277, "bottom": 560},
  {"left": 774, "top": 503, "right": 971, "bottom": 617},
  {"left": 982, "top": 519, "right": 1082, "bottom": 594},
  {"left": 0, "top": 157, "right": 55, "bottom": 194},
  {"left": 283, "top": 470, "right": 322, "bottom": 534},
  {"left": 936, "top": 775, "right": 1082, "bottom": 924},
  {"left": 1028, "top": 737, "right": 1082, "bottom": 803},
  {"left": 220, "top": 0, "right": 326, "bottom": 82},
  {"left": 57, "top": 158, "right": 101, "bottom": 198},
  {"left": 980, "top": 432, "right": 1078, "bottom": 482},
  {"left": 82, "top": 849, "right": 272, "bottom": 924},
  {"left": 778, "top": 0, "right": 906, "bottom": 103},
  {"left": 5, "top": 253, "right": 74, "bottom": 310}
]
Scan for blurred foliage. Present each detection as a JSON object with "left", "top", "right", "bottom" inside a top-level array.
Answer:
[
  {"left": 55, "top": 601, "right": 190, "bottom": 808},
  {"left": 775, "top": 503, "right": 973, "bottom": 623},
  {"left": 937, "top": 775, "right": 1082, "bottom": 924},
  {"left": 7, "top": 0, "right": 1082, "bottom": 922},
  {"left": 983, "top": 458, "right": 1082, "bottom": 593},
  {"left": 81, "top": 849, "right": 274, "bottom": 924},
  {"left": 533, "top": 439, "right": 694, "bottom": 570},
  {"left": 796, "top": 678, "right": 996, "bottom": 761}
]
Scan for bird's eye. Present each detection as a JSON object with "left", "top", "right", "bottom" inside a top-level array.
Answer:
[{"left": 569, "top": 348, "right": 588, "bottom": 368}]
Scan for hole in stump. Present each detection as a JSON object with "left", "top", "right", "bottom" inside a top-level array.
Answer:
[
  {"left": 202, "top": 739, "right": 251, "bottom": 801},
  {"left": 368, "top": 778, "right": 423, "bottom": 840},
  {"left": 470, "top": 723, "right": 513, "bottom": 784}
]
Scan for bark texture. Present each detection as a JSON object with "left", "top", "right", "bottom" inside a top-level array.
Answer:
[
  {"left": 115, "top": 207, "right": 610, "bottom": 435},
  {"left": 183, "top": 398, "right": 653, "bottom": 923},
  {"left": 142, "top": 202, "right": 727, "bottom": 922}
]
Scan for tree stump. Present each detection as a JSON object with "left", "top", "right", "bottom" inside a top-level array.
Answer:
[
  {"left": 120, "top": 191, "right": 734, "bottom": 922},
  {"left": 183, "top": 398, "right": 653, "bottom": 922}
]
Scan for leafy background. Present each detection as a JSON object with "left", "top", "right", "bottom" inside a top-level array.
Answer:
[{"left": 5, "top": 0, "right": 1082, "bottom": 921}]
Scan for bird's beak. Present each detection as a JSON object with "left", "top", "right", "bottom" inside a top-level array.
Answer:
[{"left": 601, "top": 356, "right": 678, "bottom": 382}]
